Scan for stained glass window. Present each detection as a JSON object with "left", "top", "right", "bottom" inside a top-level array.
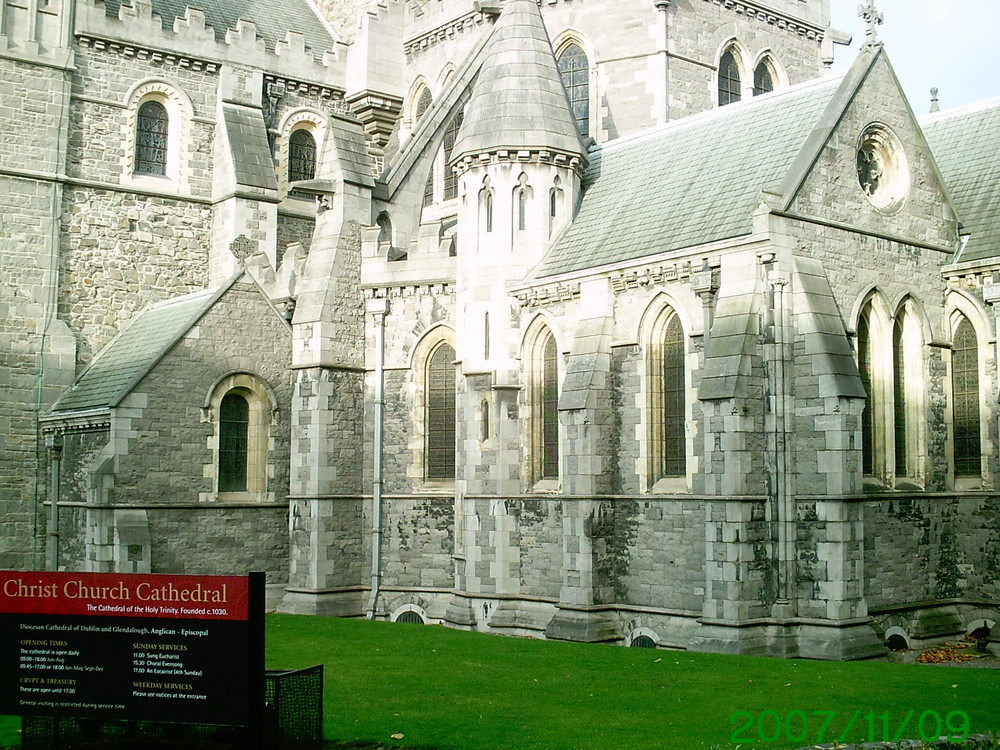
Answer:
[
  {"left": 753, "top": 61, "right": 774, "bottom": 96},
  {"left": 426, "top": 344, "right": 456, "bottom": 480},
  {"left": 557, "top": 44, "right": 590, "bottom": 138},
  {"left": 219, "top": 393, "right": 249, "bottom": 492},
  {"left": 135, "top": 100, "right": 168, "bottom": 175},
  {"left": 661, "top": 314, "right": 685, "bottom": 477},
  {"left": 288, "top": 129, "right": 317, "bottom": 183},
  {"left": 952, "top": 316, "right": 981, "bottom": 476}
]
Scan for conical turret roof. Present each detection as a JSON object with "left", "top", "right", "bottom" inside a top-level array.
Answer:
[{"left": 451, "top": 0, "right": 587, "bottom": 166}]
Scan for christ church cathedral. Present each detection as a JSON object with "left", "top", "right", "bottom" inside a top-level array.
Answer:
[{"left": 3, "top": 0, "right": 999, "bottom": 658}]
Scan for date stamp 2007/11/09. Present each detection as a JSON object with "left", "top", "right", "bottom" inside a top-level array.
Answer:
[{"left": 729, "top": 709, "right": 971, "bottom": 745}]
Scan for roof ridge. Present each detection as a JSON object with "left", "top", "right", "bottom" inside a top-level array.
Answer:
[
  {"left": 594, "top": 74, "right": 845, "bottom": 157},
  {"left": 920, "top": 95, "right": 1000, "bottom": 125}
]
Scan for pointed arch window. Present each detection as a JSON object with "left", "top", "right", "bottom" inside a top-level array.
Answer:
[
  {"left": 415, "top": 87, "right": 432, "bottom": 122},
  {"left": 892, "top": 314, "right": 908, "bottom": 477},
  {"left": 557, "top": 43, "right": 590, "bottom": 138},
  {"left": 135, "top": 100, "right": 168, "bottom": 175},
  {"left": 857, "top": 308, "right": 876, "bottom": 476},
  {"left": 288, "top": 129, "right": 317, "bottom": 183},
  {"left": 426, "top": 343, "right": 456, "bottom": 480},
  {"left": 952, "top": 315, "right": 981, "bottom": 476},
  {"left": 442, "top": 110, "right": 464, "bottom": 201},
  {"left": 660, "top": 314, "right": 686, "bottom": 478},
  {"left": 647, "top": 305, "right": 686, "bottom": 487},
  {"left": 540, "top": 332, "right": 559, "bottom": 480},
  {"left": 718, "top": 49, "right": 742, "bottom": 106},
  {"left": 753, "top": 60, "right": 775, "bottom": 96}
]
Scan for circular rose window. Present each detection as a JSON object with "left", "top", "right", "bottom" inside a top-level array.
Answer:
[{"left": 856, "top": 124, "right": 909, "bottom": 213}]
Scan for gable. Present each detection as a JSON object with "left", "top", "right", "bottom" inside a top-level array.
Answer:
[
  {"left": 49, "top": 276, "right": 290, "bottom": 415},
  {"left": 781, "top": 48, "right": 959, "bottom": 254}
]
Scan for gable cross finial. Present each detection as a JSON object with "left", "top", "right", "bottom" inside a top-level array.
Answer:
[{"left": 858, "top": 0, "right": 883, "bottom": 46}]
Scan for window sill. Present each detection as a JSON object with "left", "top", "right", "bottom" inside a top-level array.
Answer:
[
  {"left": 650, "top": 476, "right": 688, "bottom": 494},
  {"left": 954, "top": 475, "right": 984, "bottom": 491},
  {"left": 417, "top": 480, "right": 455, "bottom": 494},
  {"left": 530, "top": 479, "right": 561, "bottom": 494}
]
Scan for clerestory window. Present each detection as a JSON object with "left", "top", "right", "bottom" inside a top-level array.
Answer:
[{"left": 135, "top": 100, "right": 169, "bottom": 175}]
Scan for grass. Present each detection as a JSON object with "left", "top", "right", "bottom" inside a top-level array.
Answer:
[
  {"left": 264, "top": 615, "right": 1000, "bottom": 750},
  {"left": 3, "top": 614, "right": 1000, "bottom": 749}
]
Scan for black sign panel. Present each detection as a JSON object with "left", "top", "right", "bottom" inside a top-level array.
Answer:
[{"left": 0, "top": 572, "right": 262, "bottom": 727}]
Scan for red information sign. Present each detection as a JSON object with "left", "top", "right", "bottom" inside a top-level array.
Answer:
[
  {"left": 0, "top": 571, "right": 263, "bottom": 728},
  {"left": 0, "top": 571, "right": 249, "bottom": 620}
]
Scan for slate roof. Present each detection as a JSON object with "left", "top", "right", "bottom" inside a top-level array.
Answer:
[
  {"left": 224, "top": 105, "right": 278, "bottom": 191},
  {"left": 101, "top": 0, "right": 336, "bottom": 58},
  {"left": 921, "top": 98, "right": 1000, "bottom": 264},
  {"left": 537, "top": 76, "right": 844, "bottom": 279},
  {"left": 49, "top": 286, "right": 225, "bottom": 414},
  {"left": 451, "top": 0, "right": 585, "bottom": 164}
]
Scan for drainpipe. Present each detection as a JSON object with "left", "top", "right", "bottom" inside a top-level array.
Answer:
[
  {"left": 46, "top": 433, "right": 63, "bottom": 571},
  {"left": 654, "top": 0, "right": 671, "bottom": 124},
  {"left": 366, "top": 297, "right": 390, "bottom": 620}
]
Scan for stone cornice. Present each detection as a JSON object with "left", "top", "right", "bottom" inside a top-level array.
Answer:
[
  {"left": 514, "top": 282, "right": 581, "bottom": 308},
  {"left": 363, "top": 282, "right": 454, "bottom": 298},
  {"left": 700, "top": 0, "right": 825, "bottom": 40},
  {"left": 39, "top": 408, "right": 111, "bottom": 433},
  {"left": 403, "top": 9, "right": 490, "bottom": 58},
  {"left": 453, "top": 148, "right": 586, "bottom": 177},
  {"left": 76, "top": 34, "right": 220, "bottom": 71}
]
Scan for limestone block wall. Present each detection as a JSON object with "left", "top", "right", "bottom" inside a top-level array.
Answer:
[
  {"left": 60, "top": 189, "right": 211, "bottom": 367},
  {"left": 864, "top": 495, "right": 1000, "bottom": 610},
  {"left": 663, "top": 0, "right": 825, "bottom": 123},
  {"left": 148, "top": 507, "right": 288, "bottom": 578},
  {"left": 287, "top": 498, "right": 365, "bottom": 591},
  {"left": 614, "top": 498, "right": 705, "bottom": 612},
  {"left": 510, "top": 498, "right": 562, "bottom": 600},
  {"left": 0, "top": 176, "right": 57, "bottom": 569},
  {"left": 105, "top": 283, "right": 291, "bottom": 494},
  {"left": 68, "top": 48, "right": 216, "bottom": 193},
  {"left": 381, "top": 495, "right": 454, "bottom": 589}
]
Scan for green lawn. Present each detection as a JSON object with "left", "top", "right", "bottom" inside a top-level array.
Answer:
[
  {"left": 264, "top": 615, "right": 1000, "bottom": 750},
  {"left": 3, "top": 614, "right": 1000, "bottom": 749}
]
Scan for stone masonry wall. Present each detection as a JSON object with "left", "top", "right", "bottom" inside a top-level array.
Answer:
[
  {"left": 667, "top": 2, "right": 824, "bottom": 123},
  {"left": 108, "top": 282, "right": 292, "bottom": 505},
  {"left": 60, "top": 188, "right": 211, "bottom": 366},
  {"left": 68, "top": 48, "right": 216, "bottom": 194},
  {"left": 381, "top": 495, "right": 453, "bottom": 590},
  {"left": 149, "top": 507, "right": 288, "bottom": 579},
  {"left": 864, "top": 495, "right": 1000, "bottom": 610}
]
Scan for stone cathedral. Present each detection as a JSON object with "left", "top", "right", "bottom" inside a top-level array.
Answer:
[{"left": 3, "top": 0, "right": 999, "bottom": 659}]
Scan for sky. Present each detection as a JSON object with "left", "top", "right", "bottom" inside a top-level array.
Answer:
[{"left": 828, "top": 0, "right": 999, "bottom": 113}]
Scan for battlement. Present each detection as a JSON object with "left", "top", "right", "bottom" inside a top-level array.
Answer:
[{"left": 75, "top": 0, "right": 349, "bottom": 88}]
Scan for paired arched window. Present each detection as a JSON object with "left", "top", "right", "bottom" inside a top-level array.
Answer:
[
  {"left": 557, "top": 43, "right": 590, "bottom": 138},
  {"left": 856, "top": 295, "right": 926, "bottom": 487},
  {"left": 753, "top": 60, "right": 775, "bottom": 96},
  {"left": 287, "top": 129, "right": 317, "bottom": 183},
  {"left": 718, "top": 49, "right": 742, "bottom": 106},
  {"left": 952, "top": 314, "right": 982, "bottom": 477},
  {"left": 442, "top": 111, "right": 464, "bottom": 201},
  {"left": 425, "top": 343, "right": 456, "bottom": 480},
  {"left": 135, "top": 100, "right": 169, "bottom": 175}
]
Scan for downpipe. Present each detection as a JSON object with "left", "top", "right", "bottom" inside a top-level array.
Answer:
[{"left": 365, "top": 297, "right": 390, "bottom": 620}]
